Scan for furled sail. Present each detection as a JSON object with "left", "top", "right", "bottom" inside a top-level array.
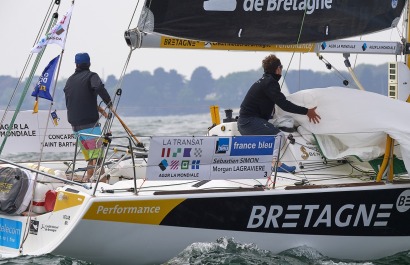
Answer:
[
  {"left": 275, "top": 87, "right": 410, "bottom": 173},
  {"left": 139, "top": 0, "right": 407, "bottom": 45}
]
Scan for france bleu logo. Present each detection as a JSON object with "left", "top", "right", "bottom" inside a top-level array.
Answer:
[{"left": 215, "top": 138, "right": 229, "bottom": 154}]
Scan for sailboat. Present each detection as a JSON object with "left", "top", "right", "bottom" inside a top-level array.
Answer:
[{"left": 1, "top": 0, "right": 410, "bottom": 264}]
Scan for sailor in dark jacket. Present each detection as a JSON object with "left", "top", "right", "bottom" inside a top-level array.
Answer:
[
  {"left": 63, "top": 53, "right": 112, "bottom": 182},
  {"left": 237, "top": 54, "right": 320, "bottom": 172}
]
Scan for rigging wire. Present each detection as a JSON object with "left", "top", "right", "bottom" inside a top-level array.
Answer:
[
  {"left": 33, "top": 0, "right": 76, "bottom": 190},
  {"left": 105, "top": 49, "right": 144, "bottom": 148},
  {"left": 316, "top": 54, "right": 350, "bottom": 86},
  {"left": 280, "top": 3, "right": 307, "bottom": 90},
  {"left": 344, "top": 53, "right": 365, "bottom": 91},
  {"left": 352, "top": 36, "right": 362, "bottom": 69},
  {"left": 104, "top": 0, "right": 146, "bottom": 149},
  {"left": 63, "top": 0, "right": 146, "bottom": 183},
  {"left": 278, "top": 131, "right": 379, "bottom": 185},
  {"left": 127, "top": 0, "right": 142, "bottom": 30},
  {"left": 297, "top": 53, "right": 302, "bottom": 91},
  {"left": 0, "top": 6, "right": 61, "bottom": 155},
  {"left": 0, "top": 0, "right": 56, "bottom": 127},
  {"left": 18, "top": 0, "right": 63, "bottom": 251}
]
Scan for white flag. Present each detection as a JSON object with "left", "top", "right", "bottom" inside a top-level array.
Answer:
[{"left": 31, "top": 5, "right": 74, "bottom": 53}]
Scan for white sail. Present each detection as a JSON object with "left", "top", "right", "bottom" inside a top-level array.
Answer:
[{"left": 277, "top": 87, "right": 410, "bottom": 171}]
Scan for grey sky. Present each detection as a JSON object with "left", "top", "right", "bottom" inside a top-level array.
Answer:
[{"left": 0, "top": 0, "right": 405, "bottom": 81}]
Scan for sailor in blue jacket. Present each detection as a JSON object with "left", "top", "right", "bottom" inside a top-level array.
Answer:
[
  {"left": 64, "top": 53, "right": 112, "bottom": 182},
  {"left": 238, "top": 54, "right": 320, "bottom": 172}
]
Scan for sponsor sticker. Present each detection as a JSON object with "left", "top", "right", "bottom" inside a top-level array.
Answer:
[
  {"left": 0, "top": 218, "right": 22, "bottom": 249},
  {"left": 148, "top": 136, "right": 275, "bottom": 180}
]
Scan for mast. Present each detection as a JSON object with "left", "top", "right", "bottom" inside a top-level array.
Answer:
[
  {"left": 407, "top": 1, "right": 410, "bottom": 104},
  {"left": 377, "top": 1, "right": 410, "bottom": 182}
]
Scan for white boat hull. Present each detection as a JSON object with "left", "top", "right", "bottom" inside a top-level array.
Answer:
[
  {"left": 1, "top": 94, "right": 410, "bottom": 263},
  {"left": 2, "top": 181, "right": 407, "bottom": 264}
]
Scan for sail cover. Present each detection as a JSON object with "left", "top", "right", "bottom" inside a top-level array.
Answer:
[
  {"left": 139, "top": 0, "right": 406, "bottom": 45},
  {"left": 275, "top": 87, "right": 410, "bottom": 173}
]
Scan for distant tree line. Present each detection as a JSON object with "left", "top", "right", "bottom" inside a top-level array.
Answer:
[{"left": 0, "top": 63, "right": 389, "bottom": 117}]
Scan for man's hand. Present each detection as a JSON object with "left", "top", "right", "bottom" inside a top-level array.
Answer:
[
  {"left": 98, "top": 106, "right": 108, "bottom": 118},
  {"left": 307, "top": 107, "right": 321, "bottom": 124}
]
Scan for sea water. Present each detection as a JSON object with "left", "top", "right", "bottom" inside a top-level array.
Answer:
[{"left": 2, "top": 113, "right": 410, "bottom": 265}]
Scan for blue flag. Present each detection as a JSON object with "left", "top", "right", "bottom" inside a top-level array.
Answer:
[{"left": 32, "top": 55, "right": 60, "bottom": 101}]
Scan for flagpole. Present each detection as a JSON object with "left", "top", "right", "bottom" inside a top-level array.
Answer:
[
  {"left": 35, "top": 2, "right": 75, "bottom": 161},
  {"left": 36, "top": 52, "right": 64, "bottom": 164},
  {"left": 32, "top": 0, "right": 74, "bottom": 163},
  {"left": 0, "top": 3, "right": 74, "bottom": 155},
  {"left": 19, "top": 3, "right": 76, "bottom": 250}
]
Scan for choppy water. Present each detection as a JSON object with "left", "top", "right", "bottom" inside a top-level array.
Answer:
[
  {"left": 2, "top": 237, "right": 410, "bottom": 265},
  {"left": 2, "top": 113, "right": 410, "bottom": 265}
]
